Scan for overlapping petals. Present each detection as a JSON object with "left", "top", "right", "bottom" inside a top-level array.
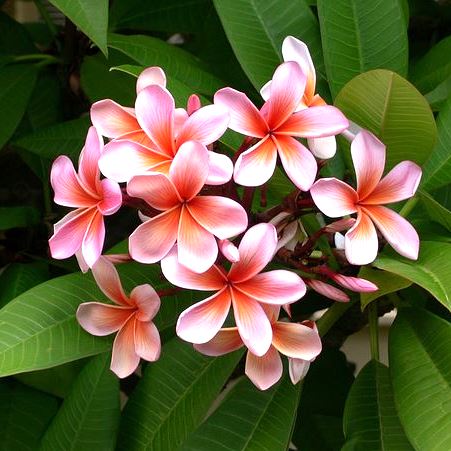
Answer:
[
  {"left": 76, "top": 257, "right": 161, "bottom": 378},
  {"left": 311, "top": 130, "right": 422, "bottom": 265}
]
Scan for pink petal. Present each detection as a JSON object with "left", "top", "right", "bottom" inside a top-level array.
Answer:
[
  {"left": 135, "top": 85, "right": 175, "bottom": 156},
  {"left": 136, "top": 66, "right": 166, "bottom": 93},
  {"left": 76, "top": 302, "right": 134, "bottom": 336},
  {"left": 194, "top": 327, "right": 243, "bottom": 356},
  {"left": 98, "top": 178, "right": 122, "bottom": 215},
  {"left": 161, "top": 246, "right": 227, "bottom": 290},
  {"left": 81, "top": 210, "right": 105, "bottom": 268},
  {"left": 134, "top": 320, "right": 161, "bottom": 361},
  {"left": 363, "top": 161, "right": 422, "bottom": 205},
  {"left": 344, "top": 210, "right": 379, "bottom": 265},
  {"left": 331, "top": 273, "right": 378, "bottom": 292},
  {"left": 129, "top": 207, "right": 180, "bottom": 263},
  {"left": 176, "top": 104, "right": 229, "bottom": 146},
  {"left": 176, "top": 288, "right": 231, "bottom": 343},
  {"left": 233, "top": 136, "right": 278, "bottom": 187},
  {"left": 245, "top": 346, "right": 283, "bottom": 390},
  {"left": 289, "top": 358, "right": 310, "bottom": 384},
  {"left": 75, "top": 249, "right": 89, "bottom": 274},
  {"left": 218, "top": 239, "right": 240, "bottom": 263},
  {"left": 272, "top": 321, "right": 322, "bottom": 360},
  {"left": 363, "top": 205, "right": 420, "bottom": 260},
  {"left": 307, "top": 136, "right": 336, "bottom": 159},
  {"left": 231, "top": 288, "right": 272, "bottom": 357},
  {"left": 264, "top": 61, "right": 306, "bottom": 130},
  {"left": 214, "top": 88, "right": 268, "bottom": 138},
  {"left": 127, "top": 173, "right": 180, "bottom": 210},
  {"left": 235, "top": 270, "right": 306, "bottom": 305},
  {"left": 306, "top": 279, "right": 350, "bottom": 302},
  {"left": 274, "top": 135, "right": 317, "bottom": 191},
  {"left": 177, "top": 206, "right": 218, "bottom": 273},
  {"left": 324, "top": 218, "right": 356, "bottom": 233},
  {"left": 310, "top": 178, "right": 358, "bottom": 217},
  {"left": 130, "top": 284, "right": 161, "bottom": 321},
  {"left": 228, "top": 223, "right": 278, "bottom": 283},
  {"left": 111, "top": 316, "right": 140, "bottom": 378},
  {"left": 51, "top": 156, "right": 96, "bottom": 208},
  {"left": 174, "top": 108, "right": 189, "bottom": 137},
  {"left": 276, "top": 106, "right": 349, "bottom": 137},
  {"left": 187, "top": 94, "right": 201, "bottom": 115},
  {"left": 90, "top": 99, "right": 140, "bottom": 138},
  {"left": 187, "top": 196, "right": 248, "bottom": 240},
  {"left": 351, "top": 130, "right": 386, "bottom": 200},
  {"left": 205, "top": 151, "right": 233, "bottom": 185},
  {"left": 78, "top": 127, "right": 102, "bottom": 194},
  {"left": 169, "top": 141, "right": 209, "bottom": 200}
]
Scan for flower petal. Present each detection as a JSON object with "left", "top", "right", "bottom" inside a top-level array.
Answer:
[
  {"left": 228, "top": 223, "right": 278, "bottom": 283},
  {"left": 330, "top": 273, "right": 378, "bottom": 292},
  {"left": 187, "top": 196, "right": 248, "bottom": 240},
  {"left": 76, "top": 302, "right": 133, "bottom": 336},
  {"left": 176, "top": 288, "right": 231, "bottom": 344},
  {"left": 307, "top": 136, "right": 336, "bottom": 159},
  {"left": 363, "top": 205, "right": 420, "bottom": 260},
  {"left": 136, "top": 66, "right": 166, "bottom": 93},
  {"left": 218, "top": 239, "right": 240, "bottom": 263},
  {"left": 134, "top": 320, "right": 161, "bottom": 361},
  {"left": 98, "top": 178, "right": 122, "bottom": 215},
  {"left": 129, "top": 208, "right": 180, "bottom": 263},
  {"left": 81, "top": 210, "right": 105, "bottom": 268},
  {"left": 205, "top": 151, "right": 233, "bottom": 185},
  {"left": 214, "top": 88, "right": 268, "bottom": 138},
  {"left": 78, "top": 127, "right": 102, "bottom": 193},
  {"left": 130, "top": 284, "right": 161, "bottom": 321},
  {"left": 289, "top": 358, "right": 310, "bottom": 384},
  {"left": 306, "top": 279, "right": 349, "bottom": 302},
  {"left": 310, "top": 178, "right": 358, "bottom": 217},
  {"left": 274, "top": 135, "right": 317, "bottom": 191},
  {"left": 194, "top": 327, "right": 243, "bottom": 356},
  {"left": 245, "top": 346, "right": 283, "bottom": 390},
  {"left": 111, "top": 316, "right": 140, "bottom": 378},
  {"left": 187, "top": 94, "right": 201, "bottom": 115}
]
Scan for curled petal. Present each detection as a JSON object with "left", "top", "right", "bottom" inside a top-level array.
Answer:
[
  {"left": 136, "top": 66, "right": 166, "bottom": 93},
  {"left": 324, "top": 218, "right": 356, "bottom": 233},
  {"left": 78, "top": 127, "right": 102, "bottom": 194},
  {"left": 245, "top": 346, "right": 283, "bottom": 391},
  {"left": 130, "top": 284, "right": 161, "bottom": 321},
  {"left": 187, "top": 94, "right": 201, "bottom": 115},
  {"left": 134, "top": 320, "right": 161, "bottom": 361},
  {"left": 306, "top": 279, "right": 350, "bottom": 302},
  {"left": 289, "top": 358, "right": 311, "bottom": 385},
  {"left": 81, "top": 210, "right": 105, "bottom": 268},
  {"left": 307, "top": 136, "right": 336, "bottom": 159},
  {"left": 98, "top": 178, "right": 122, "bottom": 215},
  {"left": 334, "top": 232, "right": 345, "bottom": 250},
  {"left": 345, "top": 210, "right": 379, "bottom": 265},
  {"left": 219, "top": 239, "right": 240, "bottom": 263},
  {"left": 330, "top": 273, "right": 378, "bottom": 292},
  {"left": 194, "top": 327, "right": 243, "bottom": 356},
  {"left": 205, "top": 151, "right": 233, "bottom": 185},
  {"left": 111, "top": 316, "right": 140, "bottom": 378},
  {"left": 310, "top": 178, "right": 358, "bottom": 217}
]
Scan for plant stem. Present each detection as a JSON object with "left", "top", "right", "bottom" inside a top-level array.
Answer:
[
  {"left": 317, "top": 299, "right": 356, "bottom": 337},
  {"left": 14, "top": 54, "right": 61, "bottom": 65},
  {"left": 399, "top": 196, "right": 419, "bottom": 217},
  {"left": 368, "top": 302, "right": 380, "bottom": 361}
]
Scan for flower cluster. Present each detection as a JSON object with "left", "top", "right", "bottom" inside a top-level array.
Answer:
[{"left": 49, "top": 36, "right": 421, "bottom": 388}]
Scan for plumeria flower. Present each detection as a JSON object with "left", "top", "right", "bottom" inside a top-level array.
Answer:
[
  {"left": 49, "top": 127, "right": 122, "bottom": 269},
  {"left": 97, "top": 81, "right": 232, "bottom": 185},
  {"left": 194, "top": 307, "right": 321, "bottom": 390},
  {"left": 215, "top": 61, "right": 348, "bottom": 190},
  {"left": 261, "top": 36, "right": 337, "bottom": 159},
  {"left": 76, "top": 257, "right": 161, "bottom": 378},
  {"left": 161, "top": 223, "right": 307, "bottom": 356},
  {"left": 310, "top": 130, "right": 422, "bottom": 265},
  {"left": 127, "top": 142, "right": 247, "bottom": 273}
]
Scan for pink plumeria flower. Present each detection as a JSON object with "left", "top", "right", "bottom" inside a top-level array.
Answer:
[
  {"left": 49, "top": 127, "right": 122, "bottom": 268},
  {"left": 194, "top": 307, "right": 321, "bottom": 390},
  {"left": 96, "top": 81, "right": 232, "bottom": 185},
  {"left": 161, "top": 223, "right": 307, "bottom": 356},
  {"left": 76, "top": 257, "right": 161, "bottom": 378},
  {"left": 214, "top": 61, "right": 348, "bottom": 190},
  {"left": 311, "top": 130, "right": 422, "bottom": 265},
  {"left": 127, "top": 142, "right": 247, "bottom": 273},
  {"left": 261, "top": 36, "right": 337, "bottom": 159}
]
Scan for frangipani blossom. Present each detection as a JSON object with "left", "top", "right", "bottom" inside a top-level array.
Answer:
[
  {"left": 127, "top": 142, "right": 247, "bottom": 273},
  {"left": 215, "top": 62, "right": 348, "bottom": 190},
  {"left": 76, "top": 257, "right": 161, "bottom": 378},
  {"left": 161, "top": 223, "right": 307, "bottom": 356},
  {"left": 194, "top": 307, "right": 321, "bottom": 390},
  {"left": 49, "top": 127, "right": 122, "bottom": 268},
  {"left": 311, "top": 130, "right": 422, "bottom": 265}
]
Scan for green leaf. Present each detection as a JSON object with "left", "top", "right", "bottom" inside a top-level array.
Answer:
[
  {"left": 335, "top": 70, "right": 437, "bottom": 170},
  {"left": 117, "top": 339, "right": 242, "bottom": 451},
  {"left": 317, "top": 0, "right": 408, "bottom": 98},
  {"left": 0, "top": 380, "right": 59, "bottom": 451},
  {"left": 373, "top": 241, "right": 451, "bottom": 311},
  {"left": 425, "top": 74, "right": 451, "bottom": 111},
  {"left": 39, "top": 353, "right": 120, "bottom": 451},
  {"left": 0, "top": 65, "right": 38, "bottom": 149},
  {"left": 389, "top": 308, "right": 451, "bottom": 450},
  {"left": 213, "top": 0, "right": 324, "bottom": 91},
  {"left": 359, "top": 266, "right": 411, "bottom": 309},
  {"left": 0, "top": 206, "right": 40, "bottom": 230},
  {"left": 0, "top": 263, "right": 194, "bottom": 376},
  {"left": 0, "top": 12, "right": 36, "bottom": 55},
  {"left": 48, "top": 0, "right": 108, "bottom": 56},
  {"left": 410, "top": 35, "right": 451, "bottom": 94},
  {"left": 419, "top": 191, "right": 451, "bottom": 232},
  {"left": 182, "top": 374, "right": 300, "bottom": 451},
  {"left": 342, "top": 360, "right": 413, "bottom": 450},
  {"left": 422, "top": 97, "right": 451, "bottom": 191}
]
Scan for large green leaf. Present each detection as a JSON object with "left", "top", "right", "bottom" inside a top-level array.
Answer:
[
  {"left": 425, "top": 75, "right": 451, "bottom": 112},
  {"left": 48, "top": 0, "right": 108, "bottom": 56},
  {"left": 419, "top": 191, "right": 451, "bottom": 232},
  {"left": 39, "top": 353, "right": 120, "bottom": 451},
  {"left": 0, "top": 263, "right": 194, "bottom": 376},
  {"left": 342, "top": 360, "right": 413, "bottom": 450},
  {"left": 0, "top": 64, "right": 38, "bottom": 149},
  {"left": 0, "top": 206, "right": 40, "bottom": 231},
  {"left": 0, "top": 380, "right": 59, "bottom": 451},
  {"left": 389, "top": 308, "right": 451, "bottom": 450},
  {"left": 0, "top": 12, "right": 37, "bottom": 55},
  {"left": 181, "top": 375, "right": 301, "bottom": 451},
  {"left": 317, "top": 0, "right": 408, "bottom": 97},
  {"left": 117, "top": 339, "right": 242, "bottom": 451},
  {"left": 422, "top": 97, "right": 451, "bottom": 191},
  {"left": 213, "top": 0, "right": 323, "bottom": 91},
  {"left": 374, "top": 241, "right": 451, "bottom": 311},
  {"left": 335, "top": 70, "right": 437, "bottom": 170}
]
